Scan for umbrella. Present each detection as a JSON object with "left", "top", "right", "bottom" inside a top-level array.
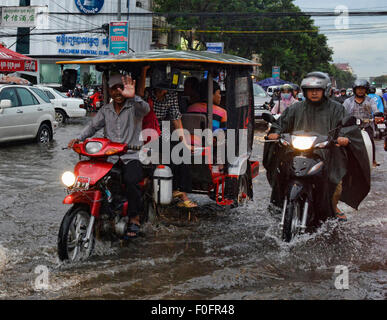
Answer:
[
  {"left": 257, "top": 77, "right": 291, "bottom": 90},
  {"left": 0, "top": 44, "right": 38, "bottom": 73}
]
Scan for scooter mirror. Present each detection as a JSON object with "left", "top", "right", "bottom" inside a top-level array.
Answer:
[
  {"left": 262, "top": 112, "right": 276, "bottom": 123},
  {"left": 341, "top": 115, "right": 357, "bottom": 127}
]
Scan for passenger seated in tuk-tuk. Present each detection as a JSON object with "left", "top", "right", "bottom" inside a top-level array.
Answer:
[
  {"left": 138, "top": 66, "right": 198, "bottom": 208},
  {"left": 187, "top": 80, "right": 227, "bottom": 131}
]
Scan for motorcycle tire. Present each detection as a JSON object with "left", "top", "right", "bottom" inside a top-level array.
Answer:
[
  {"left": 282, "top": 200, "right": 303, "bottom": 242},
  {"left": 58, "top": 206, "right": 95, "bottom": 262}
]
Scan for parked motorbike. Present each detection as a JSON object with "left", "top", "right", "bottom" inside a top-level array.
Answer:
[
  {"left": 263, "top": 113, "right": 357, "bottom": 242},
  {"left": 374, "top": 112, "right": 386, "bottom": 140},
  {"left": 58, "top": 138, "right": 171, "bottom": 262}
]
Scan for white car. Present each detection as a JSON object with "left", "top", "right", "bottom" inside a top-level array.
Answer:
[
  {"left": 0, "top": 84, "right": 58, "bottom": 144},
  {"left": 36, "top": 86, "right": 86, "bottom": 124}
]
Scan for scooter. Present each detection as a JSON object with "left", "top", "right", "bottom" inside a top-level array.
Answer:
[
  {"left": 58, "top": 138, "right": 173, "bottom": 262},
  {"left": 374, "top": 112, "right": 386, "bottom": 140},
  {"left": 263, "top": 113, "right": 357, "bottom": 242}
]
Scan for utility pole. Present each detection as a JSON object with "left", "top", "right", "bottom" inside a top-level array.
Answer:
[{"left": 117, "top": 0, "right": 121, "bottom": 21}]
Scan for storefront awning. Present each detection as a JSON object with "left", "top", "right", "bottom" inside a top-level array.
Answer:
[{"left": 0, "top": 44, "right": 38, "bottom": 73}]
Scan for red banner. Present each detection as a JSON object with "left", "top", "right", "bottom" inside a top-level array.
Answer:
[{"left": 0, "top": 44, "right": 38, "bottom": 73}]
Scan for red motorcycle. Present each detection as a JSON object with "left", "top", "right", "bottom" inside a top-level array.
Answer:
[{"left": 57, "top": 138, "right": 156, "bottom": 262}]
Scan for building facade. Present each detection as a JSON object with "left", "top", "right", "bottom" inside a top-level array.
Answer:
[{"left": 1, "top": 0, "right": 152, "bottom": 85}]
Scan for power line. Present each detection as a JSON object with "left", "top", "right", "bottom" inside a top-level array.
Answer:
[{"left": 46, "top": 10, "right": 387, "bottom": 17}]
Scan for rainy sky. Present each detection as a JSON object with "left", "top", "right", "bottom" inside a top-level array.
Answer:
[{"left": 294, "top": 0, "right": 387, "bottom": 80}]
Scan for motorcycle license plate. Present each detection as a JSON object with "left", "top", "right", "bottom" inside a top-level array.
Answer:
[
  {"left": 356, "top": 119, "right": 361, "bottom": 125},
  {"left": 377, "top": 124, "right": 386, "bottom": 129}
]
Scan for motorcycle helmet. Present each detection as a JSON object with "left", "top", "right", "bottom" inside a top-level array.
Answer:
[
  {"left": 292, "top": 84, "right": 300, "bottom": 92},
  {"left": 300, "top": 71, "right": 332, "bottom": 98},
  {"left": 280, "top": 84, "right": 294, "bottom": 93},
  {"left": 369, "top": 86, "right": 376, "bottom": 94},
  {"left": 352, "top": 79, "right": 370, "bottom": 93}
]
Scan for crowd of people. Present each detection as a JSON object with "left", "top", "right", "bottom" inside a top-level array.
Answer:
[{"left": 268, "top": 82, "right": 386, "bottom": 117}]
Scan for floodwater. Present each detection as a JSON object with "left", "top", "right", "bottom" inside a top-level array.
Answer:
[{"left": 0, "top": 117, "right": 386, "bottom": 300}]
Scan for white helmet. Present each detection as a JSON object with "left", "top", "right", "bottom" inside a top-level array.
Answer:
[{"left": 301, "top": 71, "right": 332, "bottom": 98}]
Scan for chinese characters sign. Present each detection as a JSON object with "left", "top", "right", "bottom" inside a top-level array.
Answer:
[{"left": 1, "top": 6, "right": 38, "bottom": 27}]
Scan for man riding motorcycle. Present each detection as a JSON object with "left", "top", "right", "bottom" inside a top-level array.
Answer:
[
  {"left": 343, "top": 80, "right": 379, "bottom": 167},
  {"left": 263, "top": 72, "right": 370, "bottom": 223},
  {"left": 68, "top": 74, "right": 150, "bottom": 238}
]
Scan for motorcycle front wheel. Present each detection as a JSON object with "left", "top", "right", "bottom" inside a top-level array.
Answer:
[
  {"left": 282, "top": 200, "right": 303, "bottom": 242},
  {"left": 58, "top": 206, "right": 95, "bottom": 262}
]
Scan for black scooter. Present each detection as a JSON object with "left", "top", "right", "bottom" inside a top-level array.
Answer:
[{"left": 263, "top": 113, "right": 356, "bottom": 242}]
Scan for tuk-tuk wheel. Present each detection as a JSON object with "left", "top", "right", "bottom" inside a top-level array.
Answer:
[{"left": 237, "top": 174, "right": 250, "bottom": 207}]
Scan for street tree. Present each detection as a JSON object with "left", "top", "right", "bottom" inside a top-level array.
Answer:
[{"left": 153, "top": 0, "right": 334, "bottom": 84}]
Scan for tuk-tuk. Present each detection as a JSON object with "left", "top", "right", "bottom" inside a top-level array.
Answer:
[{"left": 57, "top": 49, "right": 260, "bottom": 223}]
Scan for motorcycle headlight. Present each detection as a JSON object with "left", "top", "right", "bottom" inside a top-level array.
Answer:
[
  {"left": 85, "top": 141, "right": 103, "bottom": 154},
  {"left": 62, "top": 171, "right": 76, "bottom": 187},
  {"left": 291, "top": 136, "right": 317, "bottom": 150}
]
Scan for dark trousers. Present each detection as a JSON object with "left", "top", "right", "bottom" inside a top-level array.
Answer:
[
  {"left": 171, "top": 163, "right": 192, "bottom": 193},
  {"left": 364, "top": 126, "right": 376, "bottom": 162},
  {"left": 122, "top": 160, "right": 143, "bottom": 218}
]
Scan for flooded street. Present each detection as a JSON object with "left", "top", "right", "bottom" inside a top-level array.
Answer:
[{"left": 0, "top": 116, "right": 386, "bottom": 300}]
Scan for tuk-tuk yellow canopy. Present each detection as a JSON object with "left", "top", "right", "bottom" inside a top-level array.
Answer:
[{"left": 56, "top": 49, "right": 261, "bottom": 67}]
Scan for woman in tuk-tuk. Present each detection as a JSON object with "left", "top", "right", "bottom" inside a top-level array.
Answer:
[{"left": 187, "top": 80, "right": 228, "bottom": 132}]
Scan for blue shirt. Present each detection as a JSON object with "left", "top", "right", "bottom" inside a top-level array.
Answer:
[{"left": 368, "top": 94, "right": 384, "bottom": 113}]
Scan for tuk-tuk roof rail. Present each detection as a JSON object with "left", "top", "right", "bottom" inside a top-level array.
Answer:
[{"left": 56, "top": 49, "right": 261, "bottom": 67}]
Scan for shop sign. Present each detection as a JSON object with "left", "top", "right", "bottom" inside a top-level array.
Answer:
[{"left": 75, "top": 0, "right": 105, "bottom": 15}]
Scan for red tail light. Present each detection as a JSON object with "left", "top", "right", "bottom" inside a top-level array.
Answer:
[{"left": 375, "top": 117, "right": 385, "bottom": 124}]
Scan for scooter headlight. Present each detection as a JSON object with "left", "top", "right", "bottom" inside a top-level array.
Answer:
[
  {"left": 85, "top": 141, "right": 103, "bottom": 154},
  {"left": 291, "top": 136, "right": 317, "bottom": 150},
  {"left": 62, "top": 171, "right": 76, "bottom": 187}
]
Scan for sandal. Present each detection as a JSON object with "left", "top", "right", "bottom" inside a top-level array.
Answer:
[
  {"left": 124, "top": 223, "right": 141, "bottom": 239},
  {"left": 177, "top": 200, "right": 198, "bottom": 208}
]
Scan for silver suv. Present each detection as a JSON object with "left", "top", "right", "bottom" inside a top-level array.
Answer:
[{"left": 0, "top": 84, "right": 58, "bottom": 144}]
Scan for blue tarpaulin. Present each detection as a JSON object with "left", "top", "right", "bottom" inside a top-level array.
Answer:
[{"left": 257, "top": 77, "right": 292, "bottom": 90}]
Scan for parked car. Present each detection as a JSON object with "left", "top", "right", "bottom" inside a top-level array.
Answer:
[
  {"left": 0, "top": 84, "right": 58, "bottom": 144},
  {"left": 253, "top": 83, "right": 271, "bottom": 123},
  {"left": 36, "top": 86, "right": 86, "bottom": 125}
]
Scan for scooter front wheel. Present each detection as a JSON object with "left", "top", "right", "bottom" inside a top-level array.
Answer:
[
  {"left": 58, "top": 206, "right": 95, "bottom": 262},
  {"left": 282, "top": 200, "right": 303, "bottom": 242}
]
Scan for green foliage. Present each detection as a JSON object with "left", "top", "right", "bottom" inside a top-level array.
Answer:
[
  {"left": 153, "top": 0, "right": 334, "bottom": 84},
  {"left": 372, "top": 75, "right": 387, "bottom": 86}
]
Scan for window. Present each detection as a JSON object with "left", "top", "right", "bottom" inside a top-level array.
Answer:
[
  {"left": 253, "top": 83, "right": 267, "bottom": 98},
  {"left": 53, "top": 89, "right": 68, "bottom": 98},
  {"left": 0, "top": 88, "right": 19, "bottom": 107},
  {"left": 30, "top": 88, "right": 51, "bottom": 103},
  {"left": 15, "top": 87, "right": 39, "bottom": 106},
  {"left": 44, "top": 90, "right": 55, "bottom": 100}
]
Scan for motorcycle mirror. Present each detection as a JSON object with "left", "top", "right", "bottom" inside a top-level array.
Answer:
[
  {"left": 341, "top": 116, "right": 357, "bottom": 127},
  {"left": 262, "top": 113, "right": 276, "bottom": 123}
]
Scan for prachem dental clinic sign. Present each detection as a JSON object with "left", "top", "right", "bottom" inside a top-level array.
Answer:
[
  {"left": 56, "top": 34, "right": 109, "bottom": 56},
  {"left": 109, "top": 22, "right": 129, "bottom": 55},
  {"left": 75, "top": 0, "right": 104, "bottom": 15}
]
